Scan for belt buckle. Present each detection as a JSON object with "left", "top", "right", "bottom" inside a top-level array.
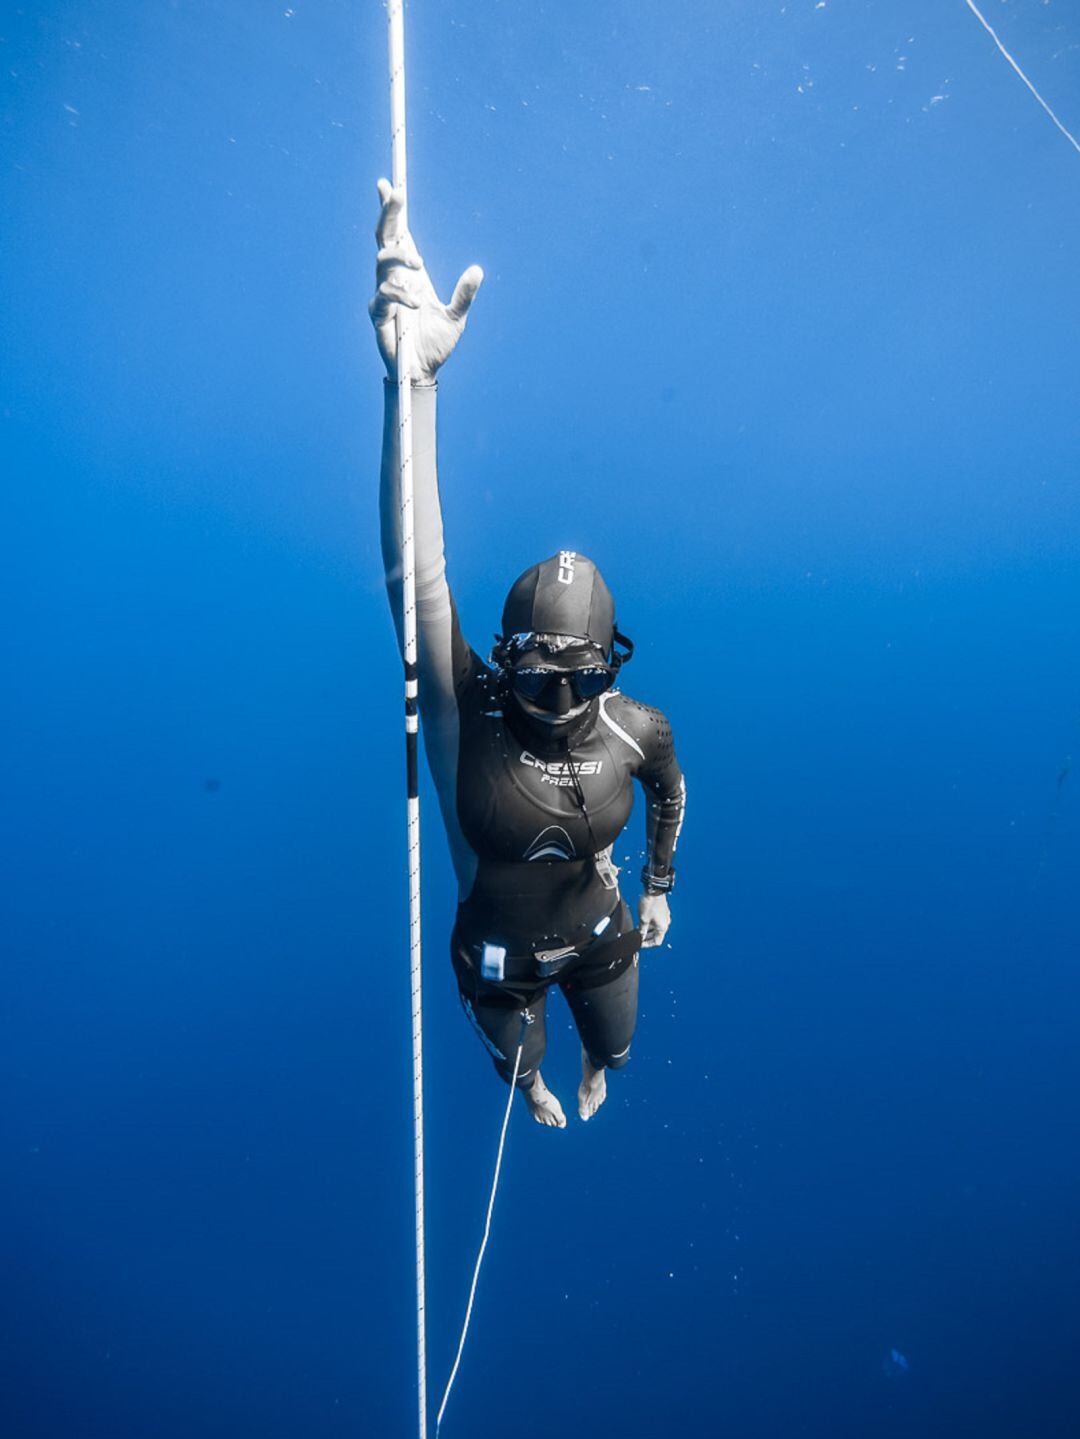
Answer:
[{"left": 534, "top": 943, "right": 576, "bottom": 979}]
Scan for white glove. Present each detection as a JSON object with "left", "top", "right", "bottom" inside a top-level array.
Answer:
[
  {"left": 369, "top": 178, "right": 483, "bottom": 382},
  {"left": 638, "top": 892, "right": 671, "bottom": 949}
]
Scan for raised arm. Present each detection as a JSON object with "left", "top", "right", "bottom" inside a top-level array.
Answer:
[
  {"left": 371, "top": 180, "right": 482, "bottom": 676},
  {"left": 371, "top": 181, "right": 484, "bottom": 892}
]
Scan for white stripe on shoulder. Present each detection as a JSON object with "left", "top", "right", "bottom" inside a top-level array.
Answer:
[
  {"left": 598, "top": 692, "right": 645, "bottom": 760},
  {"left": 673, "top": 775, "right": 687, "bottom": 850}
]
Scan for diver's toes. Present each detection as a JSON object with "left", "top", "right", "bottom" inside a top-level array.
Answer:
[{"left": 577, "top": 1073, "right": 607, "bottom": 1121}]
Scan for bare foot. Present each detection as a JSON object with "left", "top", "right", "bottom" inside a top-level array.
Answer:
[
  {"left": 522, "top": 1072, "right": 566, "bottom": 1129},
  {"left": 578, "top": 1049, "right": 607, "bottom": 1121}
]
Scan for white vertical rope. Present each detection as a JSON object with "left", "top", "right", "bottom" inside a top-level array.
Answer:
[
  {"left": 406, "top": 790, "right": 425, "bottom": 1439},
  {"left": 385, "top": 9, "right": 523, "bottom": 1436},
  {"left": 386, "top": 5, "right": 426, "bottom": 1438},
  {"left": 435, "top": 1030, "right": 526, "bottom": 1438}
]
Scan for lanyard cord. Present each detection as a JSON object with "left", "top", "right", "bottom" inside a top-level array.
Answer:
[
  {"left": 434, "top": 1011, "right": 530, "bottom": 1436},
  {"left": 560, "top": 730, "right": 602, "bottom": 859}
]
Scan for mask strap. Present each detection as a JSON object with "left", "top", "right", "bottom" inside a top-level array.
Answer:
[{"left": 611, "top": 628, "right": 634, "bottom": 669}]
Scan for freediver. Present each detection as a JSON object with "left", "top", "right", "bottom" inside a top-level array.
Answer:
[{"left": 371, "top": 180, "right": 686, "bottom": 1127}]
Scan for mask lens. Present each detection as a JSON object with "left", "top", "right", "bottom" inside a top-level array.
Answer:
[
  {"left": 509, "top": 664, "right": 614, "bottom": 708},
  {"left": 572, "top": 667, "right": 614, "bottom": 700},
  {"left": 509, "top": 667, "right": 553, "bottom": 701}
]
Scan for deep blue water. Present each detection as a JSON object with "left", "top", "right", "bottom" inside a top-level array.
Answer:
[{"left": 3, "top": 2, "right": 1079, "bottom": 1436}]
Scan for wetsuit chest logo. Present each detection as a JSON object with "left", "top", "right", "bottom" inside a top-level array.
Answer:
[
  {"left": 519, "top": 750, "right": 603, "bottom": 787},
  {"left": 524, "top": 826, "right": 577, "bottom": 861}
]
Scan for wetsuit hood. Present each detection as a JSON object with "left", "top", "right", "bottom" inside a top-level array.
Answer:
[{"left": 500, "top": 551, "right": 615, "bottom": 654}]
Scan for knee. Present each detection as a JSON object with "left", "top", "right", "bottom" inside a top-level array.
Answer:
[
  {"left": 514, "top": 1066, "right": 538, "bottom": 1090},
  {"left": 589, "top": 1043, "right": 632, "bottom": 1072},
  {"left": 495, "top": 1057, "right": 538, "bottom": 1090}
]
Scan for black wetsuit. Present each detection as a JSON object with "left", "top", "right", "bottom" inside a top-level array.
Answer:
[{"left": 381, "top": 381, "right": 685, "bottom": 1088}]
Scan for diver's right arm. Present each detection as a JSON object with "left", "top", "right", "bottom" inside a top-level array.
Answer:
[
  {"left": 371, "top": 181, "right": 483, "bottom": 892},
  {"left": 371, "top": 178, "right": 483, "bottom": 681}
]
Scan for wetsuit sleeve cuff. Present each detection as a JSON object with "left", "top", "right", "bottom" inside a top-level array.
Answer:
[{"left": 640, "top": 865, "right": 676, "bottom": 895}]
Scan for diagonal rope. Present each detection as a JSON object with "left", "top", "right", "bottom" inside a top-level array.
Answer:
[
  {"left": 435, "top": 1027, "right": 526, "bottom": 1437},
  {"left": 963, "top": 0, "right": 1080, "bottom": 156}
]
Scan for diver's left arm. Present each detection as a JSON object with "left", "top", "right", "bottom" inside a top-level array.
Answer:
[{"left": 634, "top": 708, "right": 686, "bottom": 948}]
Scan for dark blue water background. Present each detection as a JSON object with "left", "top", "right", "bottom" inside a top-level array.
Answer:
[{"left": 3, "top": 2, "right": 1078, "bottom": 1435}]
